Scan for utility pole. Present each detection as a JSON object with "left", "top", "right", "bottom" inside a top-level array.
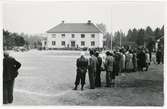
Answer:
[{"left": 109, "top": 7, "right": 112, "bottom": 50}]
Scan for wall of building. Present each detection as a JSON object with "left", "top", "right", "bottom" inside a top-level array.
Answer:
[{"left": 46, "top": 33, "right": 103, "bottom": 49}]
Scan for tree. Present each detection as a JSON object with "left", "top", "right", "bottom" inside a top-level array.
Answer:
[
  {"left": 3, "top": 29, "right": 26, "bottom": 50},
  {"left": 154, "top": 27, "right": 161, "bottom": 40},
  {"left": 136, "top": 29, "right": 145, "bottom": 46},
  {"left": 104, "top": 32, "right": 112, "bottom": 49},
  {"left": 127, "top": 29, "right": 133, "bottom": 41}
]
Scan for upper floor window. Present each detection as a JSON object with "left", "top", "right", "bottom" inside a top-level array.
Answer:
[
  {"left": 52, "top": 34, "right": 56, "bottom": 38},
  {"left": 91, "top": 41, "right": 95, "bottom": 46},
  {"left": 72, "top": 34, "right": 75, "bottom": 38},
  {"left": 52, "top": 41, "right": 56, "bottom": 46},
  {"left": 61, "top": 34, "right": 65, "bottom": 38},
  {"left": 91, "top": 34, "right": 95, "bottom": 38},
  {"left": 81, "top": 34, "right": 85, "bottom": 38}
]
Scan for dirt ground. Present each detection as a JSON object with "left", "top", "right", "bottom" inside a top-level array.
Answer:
[{"left": 7, "top": 50, "right": 163, "bottom": 106}]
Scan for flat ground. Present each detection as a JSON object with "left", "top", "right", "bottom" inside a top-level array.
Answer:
[{"left": 8, "top": 50, "right": 163, "bottom": 106}]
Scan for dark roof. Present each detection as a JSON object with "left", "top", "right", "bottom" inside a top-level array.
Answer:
[{"left": 47, "top": 23, "right": 102, "bottom": 33}]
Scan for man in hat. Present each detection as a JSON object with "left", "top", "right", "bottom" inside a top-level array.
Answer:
[
  {"left": 73, "top": 52, "right": 88, "bottom": 91},
  {"left": 88, "top": 50, "right": 98, "bottom": 89},
  {"left": 104, "top": 51, "right": 114, "bottom": 87},
  {"left": 3, "top": 51, "right": 21, "bottom": 104},
  {"left": 95, "top": 51, "right": 102, "bottom": 87}
]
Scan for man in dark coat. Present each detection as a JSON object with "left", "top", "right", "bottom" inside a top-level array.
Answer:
[
  {"left": 88, "top": 50, "right": 98, "bottom": 89},
  {"left": 104, "top": 51, "right": 114, "bottom": 87},
  {"left": 95, "top": 51, "right": 102, "bottom": 87},
  {"left": 73, "top": 52, "right": 88, "bottom": 91},
  {"left": 156, "top": 49, "right": 162, "bottom": 64},
  {"left": 137, "top": 49, "right": 146, "bottom": 71},
  {"left": 3, "top": 52, "right": 21, "bottom": 104}
]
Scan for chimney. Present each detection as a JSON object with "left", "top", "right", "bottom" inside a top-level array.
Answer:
[
  {"left": 88, "top": 20, "right": 91, "bottom": 24},
  {"left": 62, "top": 20, "right": 64, "bottom": 23}
]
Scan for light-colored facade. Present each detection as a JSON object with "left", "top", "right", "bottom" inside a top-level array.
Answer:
[
  {"left": 46, "top": 33, "right": 103, "bottom": 49},
  {"left": 46, "top": 21, "right": 103, "bottom": 49}
]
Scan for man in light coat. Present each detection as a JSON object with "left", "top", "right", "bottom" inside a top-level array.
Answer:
[{"left": 88, "top": 50, "right": 98, "bottom": 89}]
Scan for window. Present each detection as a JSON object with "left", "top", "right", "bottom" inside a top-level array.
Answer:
[
  {"left": 81, "top": 41, "right": 85, "bottom": 46},
  {"left": 72, "top": 34, "right": 75, "bottom": 38},
  {"left": 52, "top": 41, "right": 56, "bottom": 45},
  {"left": 81, "top": 34, "right": 85, "bottom": 38},
  {"left": 61, "top": 41, "right": 65, "bottom": 46},
  {"left": 52, "top": 34, "right": 56, "bottom": 38},
  {"left": 91, "top": 34, "right": 95, "bottom": 38},
  {"left": 61, "top": 34, "right": 65, "bottom": 38},
  {"left": 91, "top": 41, "right": 95, "bottom": 46}
]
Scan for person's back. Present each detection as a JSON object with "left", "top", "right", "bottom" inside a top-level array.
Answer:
[
  {"left": 3, "top": 52, "right": 21, "bottom": 104},
  {"left": 77, "top": 56, "right": 88, "bottom": 72},
  {"left": 105, "top": 55, "right": 114, "bottom": 72},
  {"left": 3, "top": 56, "right": 21, "bottom": 81},
  {"left": 89, "top": 55, "right": 98, "bottom": 72}
]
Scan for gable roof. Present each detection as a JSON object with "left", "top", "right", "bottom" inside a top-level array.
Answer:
[{"left": 47, "top": 23, "right": 102, "bottom": 33}]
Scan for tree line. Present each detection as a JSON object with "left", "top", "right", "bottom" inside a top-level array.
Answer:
[
  {"left": 3, "top": 24, "right": 164, "bottom": 51},
  {"left": 97, "top": 24, "right": 164, "bottom": 51},
  {"left": 3, "top": 29, "right": 25, "bottom": 50},
  {"left": 3, "top": 29, "right": 45, "bottom": 50}
]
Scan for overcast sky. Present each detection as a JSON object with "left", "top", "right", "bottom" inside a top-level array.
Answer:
[{"left": 3, "top": 1, "right": 166, "bottom": 35}]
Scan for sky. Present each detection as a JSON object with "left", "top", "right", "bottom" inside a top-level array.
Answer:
[{"left": 2, "top": 1, "right": 166, "bottom": 35}]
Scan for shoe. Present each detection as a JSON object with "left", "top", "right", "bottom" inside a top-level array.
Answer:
[{"left": 72, "top": 87, "right": 77, "bottom": 90}]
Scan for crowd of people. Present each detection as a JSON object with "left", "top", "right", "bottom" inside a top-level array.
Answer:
[{"left": 73, "top": 47, "right": 163, "bottom": 90}]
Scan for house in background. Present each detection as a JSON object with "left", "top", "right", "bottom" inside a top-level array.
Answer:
[{"left": 45, "top": 20, "right": 103, "bottom": 50}]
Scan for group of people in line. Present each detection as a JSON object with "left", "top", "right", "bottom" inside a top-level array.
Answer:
[
  {"left": 73, "top": 47, "right": 163, "bottom": 90},
  {"left": 3, "top": 47, "right": 163, "bottom": 104}
]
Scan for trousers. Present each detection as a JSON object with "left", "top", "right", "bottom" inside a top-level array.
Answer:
[{"left": 3, "top": 79, "right": 15, "bottom": 104}]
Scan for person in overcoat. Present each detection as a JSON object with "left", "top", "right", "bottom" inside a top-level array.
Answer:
[
  {"left": 3, "top": 52, "right": 21, "bottom": 104},
  {"left": 73, "top": 52, "right": 88, "bottom": 91},
  {"left": 88, "top": 50, "right": 98, "bottom": 89},
  {"left": 95, "top": 51, "right": 102, "bottom": 87},
  {"left": 104, "top": 51, "right": 114, "bottom": 87},
  {"left": 113, "top": 51, "right": 121, "bottom": 76},
  {"left": 132, "top": 50, "right": 137, "bottom": 72},
  {"left": 126, "top": 50, "right": 133, "bottom": 72}
]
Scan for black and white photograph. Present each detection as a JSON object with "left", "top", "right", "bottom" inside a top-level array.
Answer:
[{"left": 2, "top": 0, "right": 165, "bottom": 106}]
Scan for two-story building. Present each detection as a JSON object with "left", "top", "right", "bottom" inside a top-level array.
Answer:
[{"left": 46, "top": 20, "right": 103, "bottom": 49}]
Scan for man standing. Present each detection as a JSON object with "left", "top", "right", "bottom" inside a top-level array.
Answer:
[
  {"left": 88, "top": 50, "right": 98, "bottom": 89},
  {"left": 95, "top": 51, "right": 102, "bottom": 87},
  {"left": 73, "top": 52, "right": 88, "bottom": 91},
  {"left": 104, "top": 51, "right": 114, "bottom": 87},
  {"left": 3, "top": 52, "right": 21, "bottom": 104}
]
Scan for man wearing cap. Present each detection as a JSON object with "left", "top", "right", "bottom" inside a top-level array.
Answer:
[
  {"left": 73, "top": 52, "right": 88, "bottom": 91},
  {"left": 104, "top": 51, "right": 114, "bottom": 87},
  {"left": 3, "top": 52, "right": 21, "bottom": 104},
  {"left": 88, "top": 50, "right": 98, "bottom": 89},
  {"left": 95, "top": 51, "right": 102, "bottom": 87}
]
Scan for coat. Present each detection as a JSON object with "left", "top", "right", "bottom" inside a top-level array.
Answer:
[
  {"left": 126, "top": 53, "right": 133, "bottom": 70},
  {"left": 105, "top": 55, "right": 114, "bottom": 72},
  {"left": 3, "top": 56, "right": 21, "bottom": 81},
  {"left": 88, "top": 55, "right": 98, "bottom": 72},
  {"left": 76, "top": 56, "right": 88, "bottom": 73}
]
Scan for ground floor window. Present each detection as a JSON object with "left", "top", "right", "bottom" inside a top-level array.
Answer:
[
  {"left": 91, "top": 41, "right": 95, "bottom": 46},
  {"left": 52, "top": 41, "right": 56, "bottom": 45},
  {"left": 81, "top": 41, "right": 85, "bottom": 46},
  {"left": 61, "top": 41, "right": 65, "bottom": 46}
]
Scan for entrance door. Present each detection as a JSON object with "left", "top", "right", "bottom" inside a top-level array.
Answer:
[{"left": 71, "top": 41, "right": 75, "bottom": 48}]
